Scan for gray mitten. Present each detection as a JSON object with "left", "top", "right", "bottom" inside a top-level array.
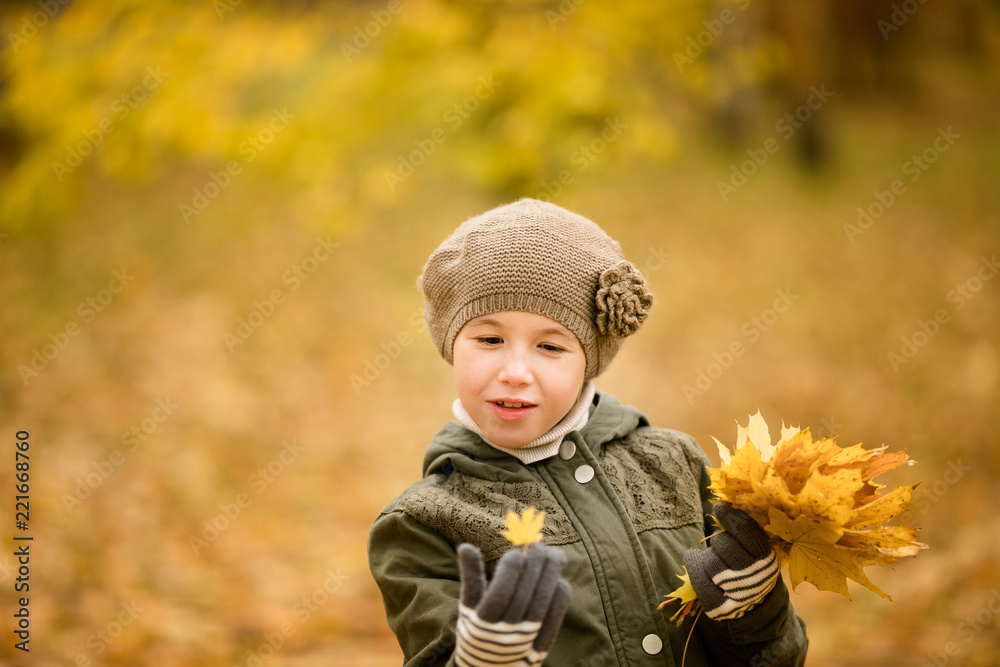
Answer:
[
  {"left": 683, "top": 502, "right": 779, "bottom": 621},
  {"left": 455, "top": 542, "right": 572, "bottom": 667}
]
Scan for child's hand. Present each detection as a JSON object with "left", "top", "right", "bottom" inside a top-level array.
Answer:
[
  {"left": 455, "top": 542, "right": 572, "bottom": 667},
  {"left": 683, "top": 502, "right": 780, "bottom": 621}
]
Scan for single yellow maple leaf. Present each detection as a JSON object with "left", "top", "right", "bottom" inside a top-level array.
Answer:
[
  {"left": 713, "top": 409, "right": 785, "bottom": 466},
  {"left": 796, "top": 468, "right": 862, "bottom": 526},
  {"left": 766, "top": 505, "right": 843, "bottom": 546},
  {"left": 658, "top": 566, "right": 701, "bottom": 625},
  {"left": 839, "top": 524, "right": 926, "bottom": 558},
  {"left": 499, "top": 507, "right": 545, "bottom": 547},
  {"left": 788, "top": 540, "right": 890, "bottom": 600},
  {"left": 848, "top": 484, "right": 917, "bottom": 530},
  {"left": 780, "top": 421, "right": 802, "bottom": 444}
]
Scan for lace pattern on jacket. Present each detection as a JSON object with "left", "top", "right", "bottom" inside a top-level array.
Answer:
[
  {"left": 601, "top": 430, "right": 703, "bottom": 533},
  {"left": 396, "top": 475, "right": 581, "bottom": 562},
  {"left": 396, "top": 430, "right": 704, "bottom": 561}
]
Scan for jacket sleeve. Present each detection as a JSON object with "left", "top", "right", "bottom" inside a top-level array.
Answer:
[
  {"left": 691, "top": 461, "right": 810, "bottom": 666},
  {"left": 368, "top": 508, "right": 461, "bottom": 667}
]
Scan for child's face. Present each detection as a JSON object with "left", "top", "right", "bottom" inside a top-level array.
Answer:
[{"left": 453, "top": 310, "right": 587, "bottom": 449}]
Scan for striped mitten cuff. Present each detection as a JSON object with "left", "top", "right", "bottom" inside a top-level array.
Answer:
[
  {"left": 454, "top": 542, "right": 571, "bottom": 667},
  {"left": 455, "top": 605, "right": 545, "bottom": 667},
  {"left": 683, "top": 503, "right": 780, "bottom": 621}
]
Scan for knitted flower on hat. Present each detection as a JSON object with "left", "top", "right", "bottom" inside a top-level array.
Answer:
[
  {"left": 419, "top": 198, "right": 654, "bottom": 379},
  {"left": 596, "top": 260, "right": 653, "bottom": 337}
]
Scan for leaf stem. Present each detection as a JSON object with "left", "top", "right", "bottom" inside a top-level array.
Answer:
[{"left": 681, "top": 607, "right": 702, "bottom": 667}]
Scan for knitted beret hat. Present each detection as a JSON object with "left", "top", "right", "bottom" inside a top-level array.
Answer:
[{"left": 418, "top": 198, "right": 653, "bottom": 380}]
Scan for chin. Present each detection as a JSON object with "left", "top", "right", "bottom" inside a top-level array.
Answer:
[
  {"left": 499, "top": 440, "right": 531, "bottom": 449},
  {"left": 489, "top": 431, "right": 537, "bottom": 449}
]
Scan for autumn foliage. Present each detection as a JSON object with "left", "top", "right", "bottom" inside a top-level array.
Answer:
[
  {"left": 1, "top": 1, "right": 996, "bottom": 664},
  {"left": 709, "top": 412, "right": 927, "bottom": 600}
]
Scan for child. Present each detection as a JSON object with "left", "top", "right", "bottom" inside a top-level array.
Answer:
[{"left": 368, "top": 198, "right": 808, "bottom": 666}]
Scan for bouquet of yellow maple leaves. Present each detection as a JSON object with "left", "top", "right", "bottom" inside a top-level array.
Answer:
[{"left": 661, "top": 411, "right": 927, "bottom": 624}]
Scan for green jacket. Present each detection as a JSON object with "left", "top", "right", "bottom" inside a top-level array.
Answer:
[{"left": 368, "top": 390, "right": 808, "bottom": 666}]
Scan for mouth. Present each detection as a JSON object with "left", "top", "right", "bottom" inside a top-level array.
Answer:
[
  {"left": 492, "top": 400, "right": 535, "bottom": 409},
  {"left": 488, "top": 399, "right": 537, "bottom": 422}
]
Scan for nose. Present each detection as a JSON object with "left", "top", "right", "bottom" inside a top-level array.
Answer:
[{"left": 497, "top": 350, "right": 532, "bottom": 386}]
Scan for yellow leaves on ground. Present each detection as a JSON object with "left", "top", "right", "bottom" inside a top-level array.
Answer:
[
  {"left": 500, "top": 507, "right": 545, "bottom": 547},
  {"left": 711, "top": 411, "right": 927, "bottom": 601}
]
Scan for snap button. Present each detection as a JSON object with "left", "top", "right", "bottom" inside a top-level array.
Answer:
[
  {"left": 642, "top": 633, "right": 662, "bottom": 655},
  {"left": 574, "top": 464, "right": 594, "bottom": 484},
  {"left": 559, "top": 439, "right": 576, "bottom": 460}
]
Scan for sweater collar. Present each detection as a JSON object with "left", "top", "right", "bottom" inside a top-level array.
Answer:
[
  {"left": 421, "top": 388, "right": 648, "bottom": 477},
  {"left": 450, "top": 382, "right": 596, "bottom": 464}
]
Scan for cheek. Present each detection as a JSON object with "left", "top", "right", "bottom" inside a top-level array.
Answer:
[
  {"left": 558, "top": 380, "right": 583, "bottom": 408},
  {"left": 453, "top": 362, "right": 473, "bottom": 393},
  {"left": 547, "top": 360, "right": 585, "bottom": 407},
  {"left": 563, "top": 353, "right": 586, "bottom": 386},
  {"left": 453, "top": 350, "right": 489, "bottom": 392}
]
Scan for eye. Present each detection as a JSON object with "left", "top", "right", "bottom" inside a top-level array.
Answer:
[
  {"left": 539, "top": 343, "right": 565, "bottom": 353},
  {"left": 476, "top": 336, "right": 502, "bottom": 346}
]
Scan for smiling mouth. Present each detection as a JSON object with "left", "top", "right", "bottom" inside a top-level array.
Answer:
[{"left": 489, "top": 400, "right": 536, "bottom": 422}]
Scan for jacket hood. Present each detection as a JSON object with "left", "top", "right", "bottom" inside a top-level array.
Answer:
[{"left": 420, "top": 389, "right": 649, "bottom": 478}]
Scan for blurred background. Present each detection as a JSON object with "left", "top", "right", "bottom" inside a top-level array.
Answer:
[{"left": 1, "top": 0, "right": 998, "bottom": 665}]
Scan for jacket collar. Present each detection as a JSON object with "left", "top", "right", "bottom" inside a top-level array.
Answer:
[{"left": 421, "top": 389, "right": 648, "bottom": 478}]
